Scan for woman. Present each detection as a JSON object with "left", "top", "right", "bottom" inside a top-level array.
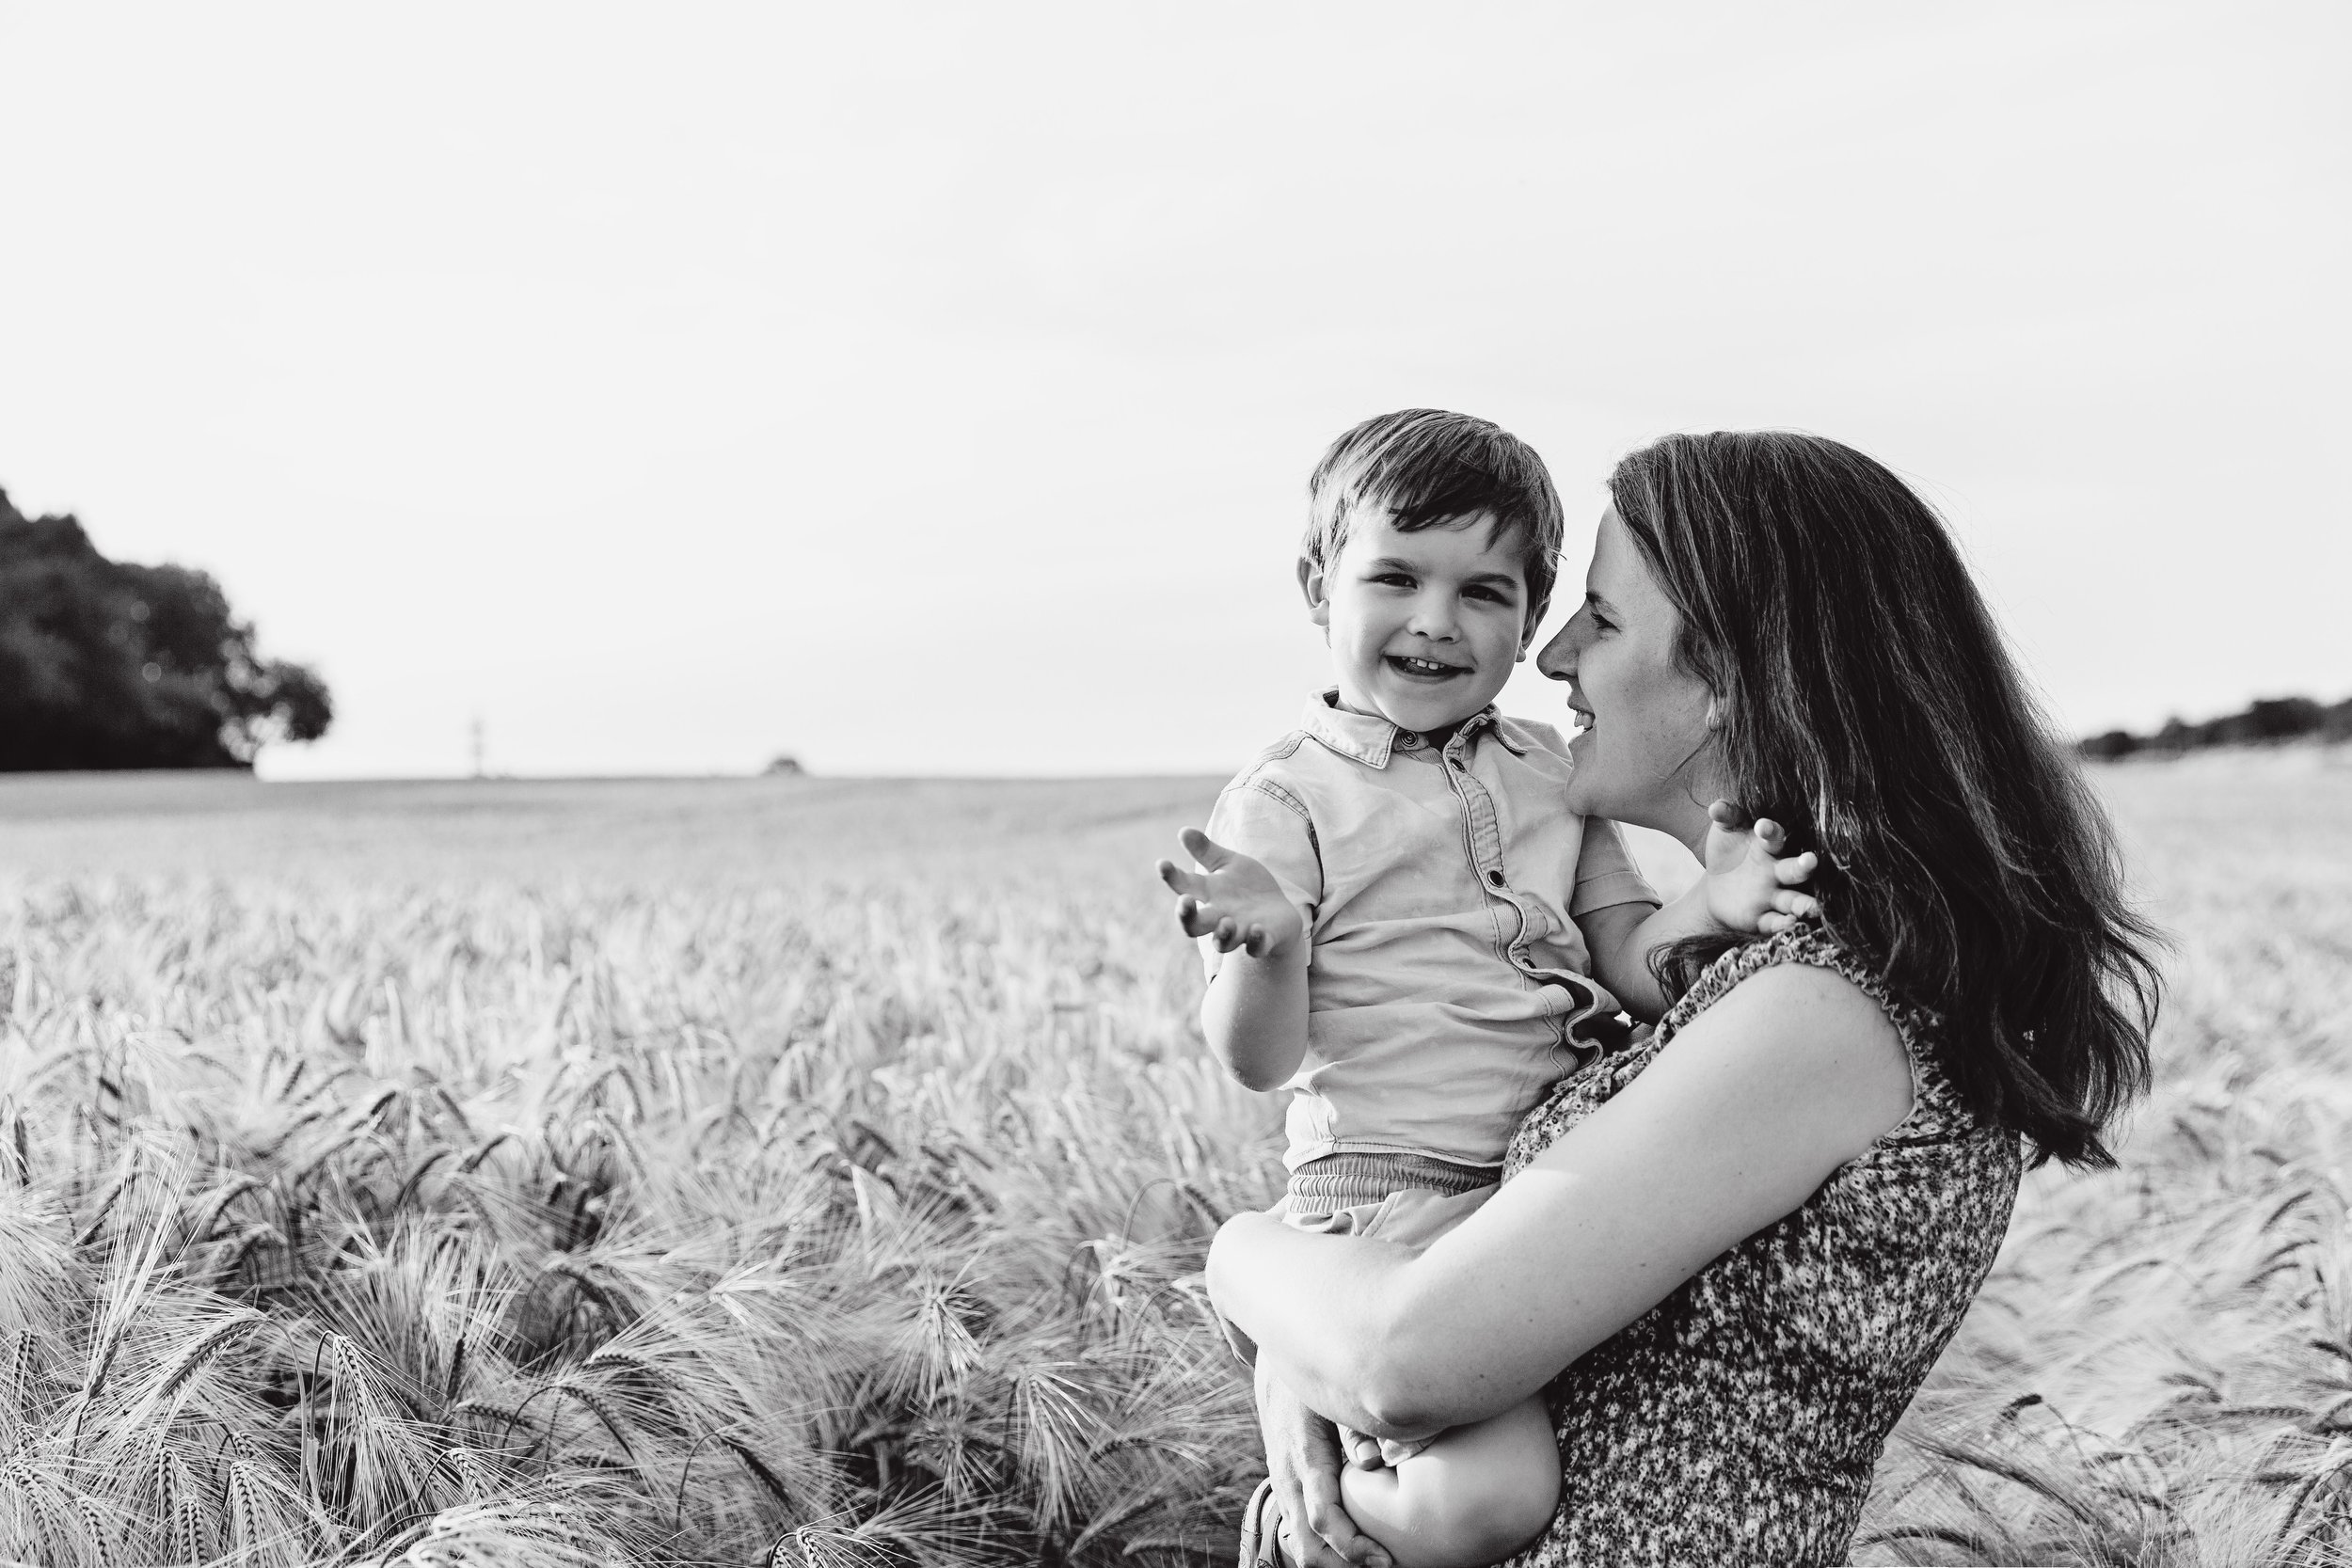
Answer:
[{"left": 1208, "top": 432, "right": 2162, "bottom": 1565}]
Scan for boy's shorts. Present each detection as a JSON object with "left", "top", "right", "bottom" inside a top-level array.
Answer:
[
  {"left": 1274, "top": 1149, "right": 1499, "bottom": 1245},
  {"left": 1224, "top": 1151, "right": 1501, "bottom": 1465}
]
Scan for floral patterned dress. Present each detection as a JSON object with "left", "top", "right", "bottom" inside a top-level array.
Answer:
[{"left": 1499, "top": 926, "right": 2023, "bottom": 1566}]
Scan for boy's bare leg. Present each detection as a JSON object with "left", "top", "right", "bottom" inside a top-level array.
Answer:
[{"left": 1336, "top": 1396, "right": 1560, "bottom": 1568}]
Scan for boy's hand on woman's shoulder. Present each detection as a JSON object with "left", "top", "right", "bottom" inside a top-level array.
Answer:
[
  {"left": 1701, "top": 800, "right": 1821, "bottom": 936},
  {"left": 1157, "top": 828, "right": 1306, "bottom": 959}
]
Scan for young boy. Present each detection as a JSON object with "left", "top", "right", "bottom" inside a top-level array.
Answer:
[{"left": 1156, "top": 409, "right": 1817, "bottom": 1567}]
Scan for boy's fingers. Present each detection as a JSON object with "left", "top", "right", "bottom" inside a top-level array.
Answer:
[
  {"left": 1772, "top": 851, "right": 1818, "bottom": 885},
  {"left": 1754, "top": 817, "right": 1785, "bottom": 851},
  {"left": 1178, "top": 826, "right": 1235, "bottom": 870},
  {"left": 1707, "top": 799, "right": 1746, "bottom": 829},
  {"left": 1760, "top": 911, "right": 1788, "bottom": 934},
  {"left": 1775, "top": 891, "right": 1820, "bottom": 918},
  {"left": 1157, "top": 860, "right": 1207, "bottom": 897},
  {"left": 1243, "top": 922, "right": 1268, "bottom": 958}
]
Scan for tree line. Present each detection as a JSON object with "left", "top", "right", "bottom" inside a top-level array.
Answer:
[
  {"left": 2081, "top": 694, "right": 2352, "bottom": 760},
  {"left": 1, "top": 486, "right": 331, "bottom": 770}
]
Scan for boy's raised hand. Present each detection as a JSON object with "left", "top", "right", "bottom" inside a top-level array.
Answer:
[
  {"left": 1157, "top": 828, "right": 1305, "bottom": 959},
  {"left": 1701, "top": 800, "right": 1821, "bottom": 936}
]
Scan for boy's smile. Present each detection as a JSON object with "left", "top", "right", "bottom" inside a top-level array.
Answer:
[{"left": 1301, "top": 508, "right": 1533, "bottom": 737}]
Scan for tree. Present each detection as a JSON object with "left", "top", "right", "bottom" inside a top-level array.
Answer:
[
  {"left": 0, "top": 487, "right": 332, "bottom": 769},
  {"left": 2084, "top": 696, "right": 2350, "bottom": 759}
]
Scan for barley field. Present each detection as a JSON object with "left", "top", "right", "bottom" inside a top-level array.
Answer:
[{"left": 0, "top": 753, "right": 2345, "bottom": 1566}]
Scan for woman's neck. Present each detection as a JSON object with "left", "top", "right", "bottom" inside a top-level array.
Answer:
[{"left": 1655, "top": 781, "right": 1722, "bottom": 861}]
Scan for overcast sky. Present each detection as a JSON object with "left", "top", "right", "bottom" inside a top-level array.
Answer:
[{"left": 2, "top": 3, "right": 2344, "bottom": 779}]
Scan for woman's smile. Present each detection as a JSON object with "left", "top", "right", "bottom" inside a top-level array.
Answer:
[{"left": 1537, "top": 506, "right": 1718, "bottom": 840}]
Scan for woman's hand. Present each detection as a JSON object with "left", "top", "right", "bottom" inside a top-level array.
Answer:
[{"left": 1256, "top": 1359, "right": 1392, "bottom": 1568}]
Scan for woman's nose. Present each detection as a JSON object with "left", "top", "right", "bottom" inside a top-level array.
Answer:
[{"left": 1535, "top": 619, "right": 1581, "bottom": 679}]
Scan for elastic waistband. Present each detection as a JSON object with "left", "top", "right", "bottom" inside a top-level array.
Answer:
[{"left": 1285, "top": 1151, "right": 1499, "bottom": 1218}]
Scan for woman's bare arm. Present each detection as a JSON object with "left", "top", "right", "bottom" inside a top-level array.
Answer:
[{"left": 1206, "top": 961, "right": 1915, "bottom": 1435}]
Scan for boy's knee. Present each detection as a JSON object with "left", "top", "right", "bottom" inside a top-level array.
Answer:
[
  {"left": 1388, "top": 1443, "right": 1559, "bottom": 1565},
  {"left": 1440, "top": 1459, "right": 1560, "bottom": 1562}
]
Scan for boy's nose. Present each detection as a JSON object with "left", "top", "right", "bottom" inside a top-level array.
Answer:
[{"left": 1406, "top": 595, "right": 1460, "bottom": 640}]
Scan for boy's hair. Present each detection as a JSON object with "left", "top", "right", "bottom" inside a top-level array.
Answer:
[{"left": 1304, "top": 409, "right": 1565, "bottom": 633}]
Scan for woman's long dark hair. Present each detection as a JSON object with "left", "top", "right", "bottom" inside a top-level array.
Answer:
[{"left": 1616, "top": 432, "right": 2162, "bottom": 1169}]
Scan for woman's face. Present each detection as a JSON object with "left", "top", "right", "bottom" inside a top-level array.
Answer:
[{"left": 1536, "top": 506, "right": 1722, "bottom": 841}]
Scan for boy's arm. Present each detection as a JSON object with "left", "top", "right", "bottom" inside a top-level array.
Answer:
[
  {"left": 1197, "top": 905, "right": 1310, "bottom": 1091},
  {"left": 1580, "top": 803, "right": 1820, "bottom": 1022},
  {"left": 1158, "top": 795, "right": 1322, "bottom": 1092},
  {"left": 1581, "top": 883, "right": 1716, "bottom": 1022}
]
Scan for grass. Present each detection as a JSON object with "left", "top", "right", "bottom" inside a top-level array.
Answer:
[
  {"left": 0, "top": 752, "right": 2346, "bottom": 1565},
  {"left": 1852, "top": 751, "right": 2352, "bottom": 1566}
]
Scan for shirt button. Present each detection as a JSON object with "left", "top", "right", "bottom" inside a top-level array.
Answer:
[
  {"left": 1487, "top": 869, "right": 1506, "bottom": 886},
  {"left": 1398, "top": 733, "right": 1420, "bottom": 748}
]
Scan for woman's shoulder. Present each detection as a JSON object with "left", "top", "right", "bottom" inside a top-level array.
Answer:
[
  {"left": 1506, "top": 924, "right": 2004, "bottom": 1180},
  {"left": 1661, "top": 924, "right": 1925, "bottom": 1042},
  {"left": 1661, "top": 924, "right": 1994, "bottom": 1145}
]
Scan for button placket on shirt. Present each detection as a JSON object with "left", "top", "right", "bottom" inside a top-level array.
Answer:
[
  {"left": 1441, "top": 721, "right": 1607, "bottom": 1049},
  {"left": 1439, "top": 724, "right": 1538, "bottom": 972}
]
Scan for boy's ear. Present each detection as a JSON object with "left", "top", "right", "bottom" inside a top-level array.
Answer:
[
  {"left": 1517, "top": 605, "right": 1543, "bottom": 658},
  {"left": 1296, "top": 556, "right": 1331, "bottom": 628}
]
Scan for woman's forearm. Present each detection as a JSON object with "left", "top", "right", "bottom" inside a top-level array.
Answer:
[
  {"left": 1213, "top": 1174, "right": 1681, "bottom": 1435},
  {"left": 1210, "top": 1208, "right": 1553, "bottom": 1439},
  {"left": 1210, "top": 1210, "right": 1430, "bottom": 1433}
]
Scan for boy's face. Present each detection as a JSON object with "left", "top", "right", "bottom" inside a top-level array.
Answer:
[{"left": 1300, "top": 507, "right": 1534, "bottom": 736}]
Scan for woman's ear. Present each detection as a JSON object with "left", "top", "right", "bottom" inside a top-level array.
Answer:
[{"left": 1296, "top": 556, "right": 1331, "bottom": 628}]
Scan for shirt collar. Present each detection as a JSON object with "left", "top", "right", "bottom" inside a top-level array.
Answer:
[{"left": 1299, "top": 689, "right": 1523, "bottom": 768}]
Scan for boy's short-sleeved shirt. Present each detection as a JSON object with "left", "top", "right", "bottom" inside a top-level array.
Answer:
[{"left": 1204, "top": 691, "right": 1660, "bottom": 1172}]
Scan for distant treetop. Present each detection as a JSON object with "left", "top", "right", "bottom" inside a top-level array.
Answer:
[
  {"left": 2081, "top": 694, "right": 2352, "bottom": 760},
  {"left": 0, "top": 487, "right": 332, "bottom": 770}
]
